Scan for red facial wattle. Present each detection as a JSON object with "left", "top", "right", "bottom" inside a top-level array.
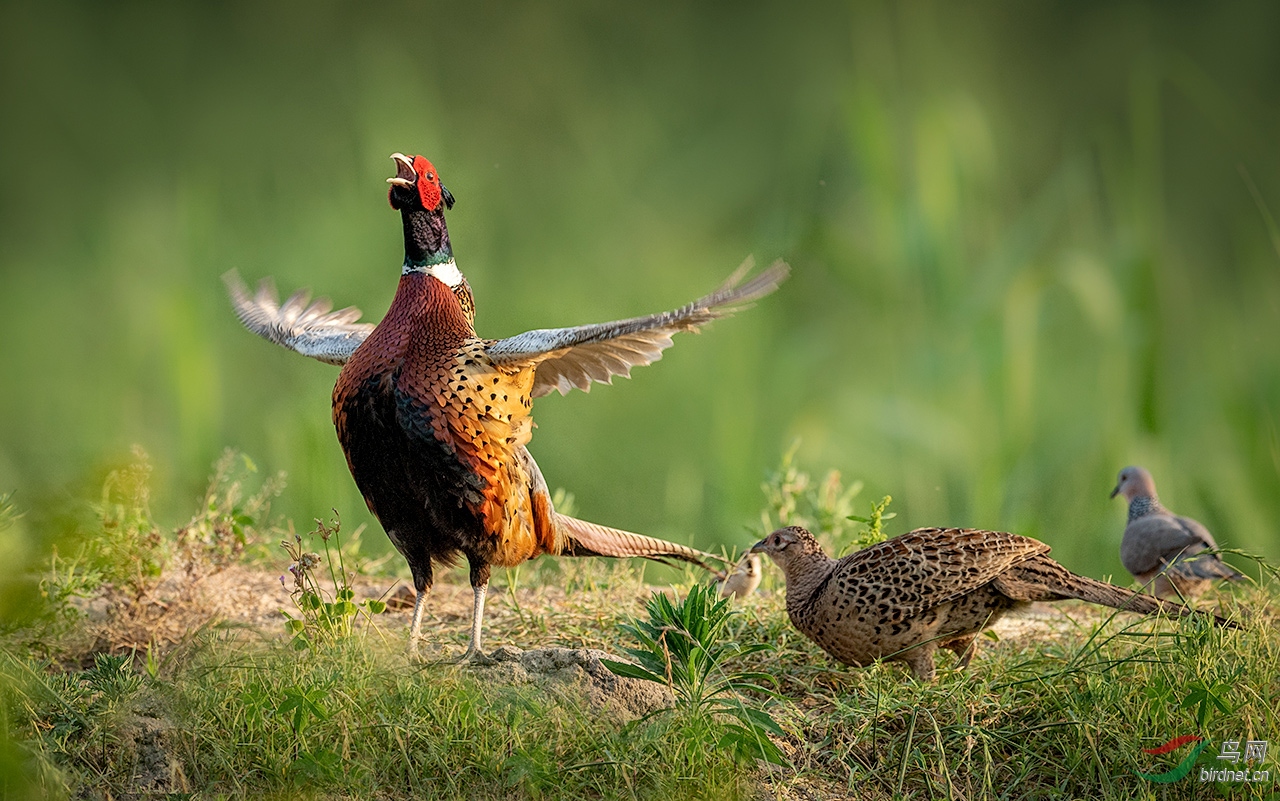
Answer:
[{"left": 413, "top": 155, "right": 443, "bottom": 210}]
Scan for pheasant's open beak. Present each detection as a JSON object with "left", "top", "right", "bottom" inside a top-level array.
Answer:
[
  {"left": 1109, "top": 484, "right": 1120, "bottom": 499},
  {"left": 387, "top": 152, "right": 416, "bottom": 187}
]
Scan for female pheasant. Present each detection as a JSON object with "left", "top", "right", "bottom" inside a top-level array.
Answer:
[
  {"left": 752, "top": 526, "right": 1238, "bottom": 680},
  {"left": 227, "top": 153, "right": 787, "bottom": 661}
]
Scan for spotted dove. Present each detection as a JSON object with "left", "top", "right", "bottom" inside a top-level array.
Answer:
[{"left": 1111, "top": 465, "right": 1245, "bottom": 599}]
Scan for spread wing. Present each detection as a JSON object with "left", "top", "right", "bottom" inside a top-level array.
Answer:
[
  {"left": 224, "top": 270, "right": 374, "bottom": 365},
  {"left": 486, "top": 258, "right": 789, "bottom": 398},
  {"left": 830, "top": 527, "right": 1051, "bottom": 625}
]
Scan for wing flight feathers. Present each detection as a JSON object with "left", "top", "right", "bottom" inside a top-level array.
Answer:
[
  {"left": 224, "top": 270, "right": 374, "bottom": 365},
  {"left": 488, "top": 258, "right": 788, "bottom": 397}
]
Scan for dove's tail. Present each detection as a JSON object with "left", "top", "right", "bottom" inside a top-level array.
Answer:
[{"left": 1169, "top": 552, "right": 1247, "bottom": 582}]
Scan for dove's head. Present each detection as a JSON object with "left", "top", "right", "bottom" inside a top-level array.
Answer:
[
  {"left": 1111, "top": 465, "right": 1158, "bottom": 502},
  {"left": 387, "top": 153, "right": 455, "bottom": 213}
]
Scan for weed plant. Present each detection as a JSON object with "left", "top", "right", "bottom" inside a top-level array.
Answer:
[
  {"left": 36, "top": 448, "right": 285, "bottom": 625},
  {"left": 603, "top": 584, "right": 786, "bottom": 766},
  {"left": 174, "top": 449, "right": 287, "bottom": 578},
  {"left": 760, "top": 443, "right": 896, "bottom": 559},
  {"left": 280, "top": 511, "right": 387, "bottom": 650}
]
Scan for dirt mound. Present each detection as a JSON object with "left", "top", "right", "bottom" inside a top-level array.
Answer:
[
  {"left": 117, "top": 713, "right": 188, "bottom": 796},
  {"left": 479, "top": 645, "right": 673, "bottom": 718}
]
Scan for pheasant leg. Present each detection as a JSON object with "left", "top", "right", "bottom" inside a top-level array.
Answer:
[
  {"left": 408, "top": 586, "right": 431, "bottom": 660},
  {"left": 457, "top": 582, "right": 493, "bottom": 665},
  {"left": 944, "top": 634, "right": 978, "bottom": 670},
  {"left": 901, "top": 644, "right": 938, "bottom": 682}
]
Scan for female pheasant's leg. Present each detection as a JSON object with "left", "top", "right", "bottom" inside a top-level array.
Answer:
[
  {"left": 901, "top": 644, "right": 938, "bottom": 682},
  {"left": 944, "top": 634, "right": 979, "bottom": 669}
]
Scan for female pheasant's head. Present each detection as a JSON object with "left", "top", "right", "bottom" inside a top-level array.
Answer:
[
  {"left": 387, "top": 153, "right": 456, "bottom": 212},
  {"left": 750, "top": 526, "right": 829, "bottom": 570}
]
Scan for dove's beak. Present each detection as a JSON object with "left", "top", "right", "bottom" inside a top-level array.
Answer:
[{"left": 1109, "top": 484, "right": 1120, "bottom": 499}]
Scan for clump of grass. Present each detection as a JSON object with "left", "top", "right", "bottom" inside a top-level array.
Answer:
[
  {"left": 2, "top": 651, "right": 150, "bottom": 798},
  {"left": 35, "top": 449, "right": 285, "bottom": 623},
  {"left": 280, "top": 511, "right": 386, "bottom": 650},
  {"left": 760, "top": 441, "right": 861, "bottom": 543},
  {"left": 174, "top": 449, "right": 286, "bottom": 581},
  {"left": 85, "top": 446, "right": 165, "bottom": 602},
  {"left": 8, "top": 448, "right": 290, "bottom": 660},
  {"left": 604, "top": 583, "right": 787, "bottom": 766},
  {"left": 0, "top": 493, "right": 48, "bottom": 633}
]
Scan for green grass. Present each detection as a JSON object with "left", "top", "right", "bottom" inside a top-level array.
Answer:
[
  {"left": 4, "top": 606, "right": 758, "bottom": 800},
  {"left": 4, "top": 576, "right": 1277, "bottom": 799},
  {"left": 2, "top": 460, "right": 1278, "bottom": 800}
]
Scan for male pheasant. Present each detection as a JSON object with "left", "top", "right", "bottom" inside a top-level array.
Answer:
[{"left": 227, "top": 153, "right": 788, "bottom": 661}]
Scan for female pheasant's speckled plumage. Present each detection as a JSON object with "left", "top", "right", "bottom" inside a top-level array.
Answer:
[{"left": 754, "top": 526, "right": 1235, "bottom": 680}]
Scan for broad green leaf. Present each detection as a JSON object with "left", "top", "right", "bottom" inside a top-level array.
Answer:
[{"left": 600, "top": 659, "right": 666, "bottom": 685}]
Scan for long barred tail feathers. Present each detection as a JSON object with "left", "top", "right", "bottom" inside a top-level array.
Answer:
[
  {"left": 996, "top": 555, "right": 1240, "bottom": 629},
  {"left": 554, "top": 513, "right": 728, "bottom": 577}
]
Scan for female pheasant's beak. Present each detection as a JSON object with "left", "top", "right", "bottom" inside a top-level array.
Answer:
[{"left": 749, "top": 538, "right": 768, "bottom": 554}]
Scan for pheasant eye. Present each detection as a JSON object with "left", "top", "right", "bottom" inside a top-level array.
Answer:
[{"left": 426, "top": 173, "right": 434, "bottom": 181}]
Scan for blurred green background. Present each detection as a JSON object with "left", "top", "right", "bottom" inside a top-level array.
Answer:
[{"left": 1, "top": 1, "right": 1278, "bottom": 582}]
